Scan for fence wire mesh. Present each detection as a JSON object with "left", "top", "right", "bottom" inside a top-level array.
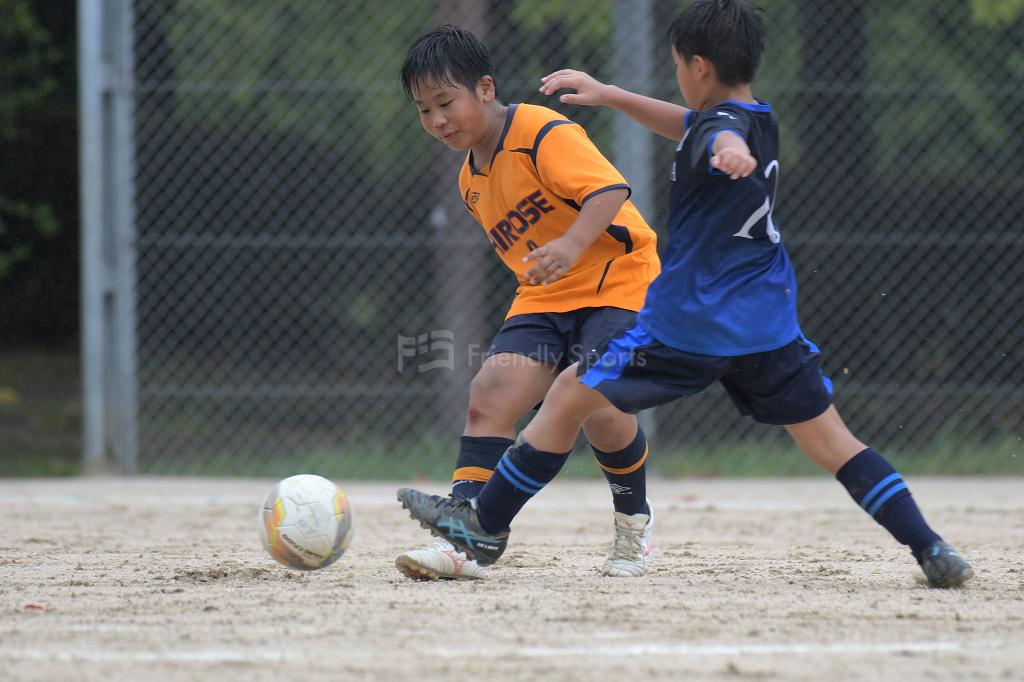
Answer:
[{"left": 128, "top": 0, "right": 1024, "bottom": 477}]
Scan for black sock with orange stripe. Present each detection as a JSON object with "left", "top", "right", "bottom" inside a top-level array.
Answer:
[
  {"left": 591, "top": 426, "right": 649, "bottom": 516},
  {"left": 451, "top": 435, "right": 514, "bottom": 500}
]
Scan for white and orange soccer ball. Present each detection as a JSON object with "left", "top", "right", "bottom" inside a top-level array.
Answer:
[{"left": 258, "top": 474, "right": 353, "bottom": 570}]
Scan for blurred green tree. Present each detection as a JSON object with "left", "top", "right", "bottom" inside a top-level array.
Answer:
[{"left": 0, "top": 0, "right": 78, "bottom": 343}]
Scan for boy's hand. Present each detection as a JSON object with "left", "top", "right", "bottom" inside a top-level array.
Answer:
[
  {"left": 523, "top": 236, "right": 585, "bottom": 285},
  {"left": 538, "top": 70, "right": 610, "bottom": 107},
  {"left": 710, "top": 147, "right": 757, "bottom": 180}
]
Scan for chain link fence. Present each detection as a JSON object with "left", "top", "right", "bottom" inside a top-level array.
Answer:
[{"left": 115, "top": 0, "right": 1023, "bottom": 477}]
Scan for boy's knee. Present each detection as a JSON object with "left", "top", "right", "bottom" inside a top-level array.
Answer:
[
  {"left": 546, "top": 368, "right": 599, "bottom": 419},
  {"left": 583, "top": 407, "right": 629, "bottom": 432},
  {"left": 465, "top": 405, "right": 484, "bottom": 426},
  {"left": 466, "top": 368, "right": 527, "bottom": 428},
  {"left": 466, "top": 382, "right": 505, "bottom": 424}
]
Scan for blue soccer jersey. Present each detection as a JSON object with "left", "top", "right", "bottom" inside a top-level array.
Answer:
[{"left": 637, "top": 99, "right": 800, "bottom": 356}]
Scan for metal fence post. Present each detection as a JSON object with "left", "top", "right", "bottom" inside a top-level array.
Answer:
[
  {"left": 79, "top": 0, "right": 138, "bottom": 473},
  {"left": 79, "top": 0, "right": 104, "bottom": 471},
  {"left": 110, "top": 0, "right": 139, "bottom": 473}
]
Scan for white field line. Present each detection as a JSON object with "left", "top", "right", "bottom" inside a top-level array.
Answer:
[
  {"left": 505, "top": 641, "right": 970, "bottom": 657},
  {"left": 0, "top": 640, "right": 1002, "bottom": 664}
]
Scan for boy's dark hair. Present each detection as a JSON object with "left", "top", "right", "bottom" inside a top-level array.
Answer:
[
  {"left": 669, "top": 0, "right": 765, "bottom": 85},
  {"left": 401, "top": 25, "right": 498, "bottom": 100}
]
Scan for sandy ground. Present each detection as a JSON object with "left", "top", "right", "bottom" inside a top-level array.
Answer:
[{"left": 0, "top": 476, "right": 1021, "bottom": 682}]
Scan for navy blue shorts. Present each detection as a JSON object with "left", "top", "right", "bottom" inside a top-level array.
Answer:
[
  {"left": 577, "top": 321, "right": 833, "bottom": 425},
  {"left": 488, "top": 307, "right": 638, "bottom": 371}
]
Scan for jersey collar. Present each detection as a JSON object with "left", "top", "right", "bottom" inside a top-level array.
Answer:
[
  {"left": 725, "top": 99, "right": 772, "bottom": 112},
  {"left": 469, "top": 103, "right": 519, "bottom": 176}
]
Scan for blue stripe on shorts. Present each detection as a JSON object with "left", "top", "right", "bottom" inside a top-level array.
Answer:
[
  {"left": 799, "top": 331, "right": 833, "bottom": 396},
  {"left": 579, "top": 322, "right": 653, "bottom": 389}
]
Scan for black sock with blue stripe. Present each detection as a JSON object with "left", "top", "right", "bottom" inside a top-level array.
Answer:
[
  {"left": 475, "top": 438, "right": 570, "bottom": 533},
  {"left": 836, "top": 448, "right": 941, "bottom": 559},
  {"left": 450, "top": 435, "right": 514, "bottom": 500},
  {"left": 591, "top": 426, "right": 649, "bottom": 516}
]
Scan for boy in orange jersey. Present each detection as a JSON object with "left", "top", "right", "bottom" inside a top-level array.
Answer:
[{"left": 394, "top": 25, "right": 660, "bottom": 580}]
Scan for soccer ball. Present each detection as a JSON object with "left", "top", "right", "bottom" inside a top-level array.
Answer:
[{"left": 258, "top": 474, "right": 354, "bottom": 570}]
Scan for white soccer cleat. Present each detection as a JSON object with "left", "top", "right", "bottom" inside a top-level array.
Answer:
[
  {"left": 600, "top": 500, "right": 654, "bottom": 577},
  {"left": 395, "top": 538, "right": 488, "bottom": 580}
]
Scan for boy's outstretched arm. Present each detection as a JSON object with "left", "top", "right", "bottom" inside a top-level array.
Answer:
[
  {"left": 539, "top": 69, "right": 688, "bottom": 141},
  {"left": 710, "top": 131, "right": 758, "bottom": 180},
  {"left": 523, "top": 188, "right": 628, "bottom": 285}
]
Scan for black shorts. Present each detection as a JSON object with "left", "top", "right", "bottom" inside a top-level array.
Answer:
[
  {"left": 488, "top": 307, "right": 638, "bottom": 371},
  {"left": 577, "top": 321, "right": 833, "bottom": 425}
]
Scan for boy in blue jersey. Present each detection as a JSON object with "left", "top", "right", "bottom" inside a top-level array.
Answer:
[{"left": 397, "top": 0, "right": 974, "bottom": 588}]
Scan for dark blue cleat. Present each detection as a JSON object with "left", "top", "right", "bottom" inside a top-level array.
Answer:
[
  {"left": 918, "top": 541, "right": 974, "bottom": 588},
  {"left": 397, "top": 488, "right": 509, "bottom": 565}
]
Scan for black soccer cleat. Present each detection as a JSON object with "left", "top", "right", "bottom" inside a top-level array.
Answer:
[
  {"left": 918, "top": 541, "right": 975, "bottom": 588},
  {"left": 396, "top": 488, "right": 509, "bottom": 565}
]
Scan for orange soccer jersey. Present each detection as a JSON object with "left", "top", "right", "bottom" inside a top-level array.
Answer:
[{"left": 458, "top": 103, "right": 659, "bottom": 318}]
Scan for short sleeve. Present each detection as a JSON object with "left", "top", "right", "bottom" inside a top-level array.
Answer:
[
  {"left": 533, "top": 121, "right": 631, "bottom": 207},
  {"left": 688, "top": 105, "right": 752, "bottom": 172}
]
